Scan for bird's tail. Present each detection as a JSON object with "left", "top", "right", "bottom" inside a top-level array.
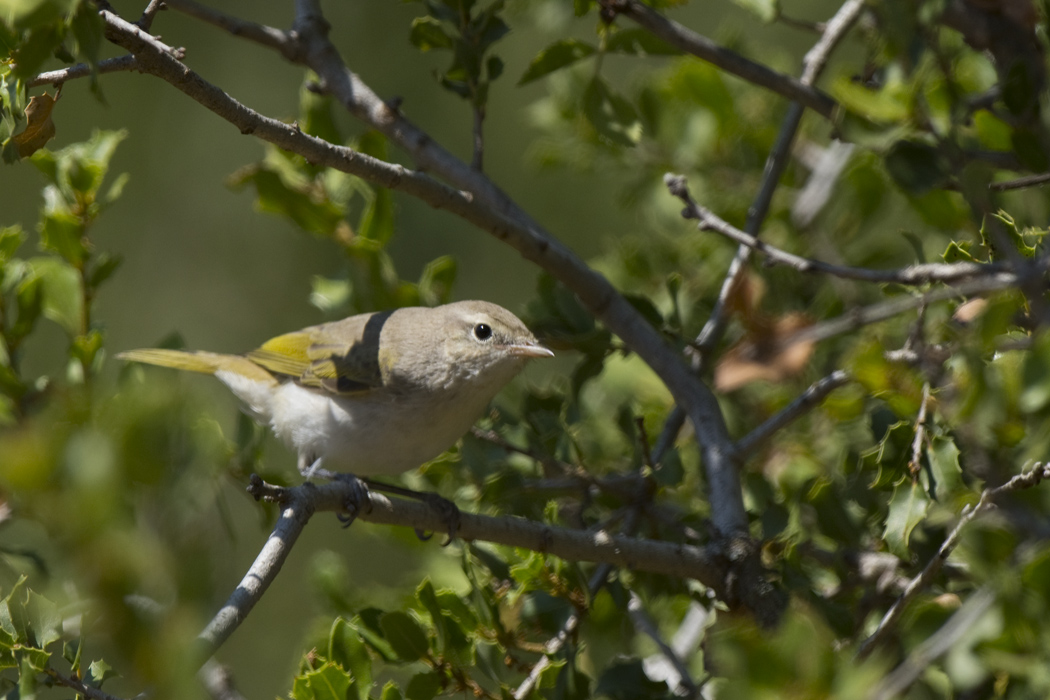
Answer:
[{"left": 117, "top": 349, "right": 276, "bottom": 384}]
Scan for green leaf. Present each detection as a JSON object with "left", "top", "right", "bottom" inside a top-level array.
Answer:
[
  {"left": 11, "top": 23, "right": 63, "bottom": 79},
  {"left": 379, "top": 681, "right": 404, "bottom": 700},
  {"left": 519, "top": 39, "right": 596, "bottom": 85},
  {"left": 24, "top": 590, "right": 59, "bottom": 649},
  {"left": 582, "top": 77, "right": 641, "bottom": 147},
  {"left": 328, "top": 618, "right": 372, "bottom": 700},
  {"left": 404, "top": 671, "right": 440, "bottom": 700},
  {"left": 486, "top": 55, "right": 503, "bottom": 81},
  {"left": 310, "top": 275, "right": 351, "bottom": 313},
  {"left": 730, "top": 0, "right": 778, "bottom": 21},
  {"left": 87, "top": 252, "right": 122, "bottom": 289},
  {"left": 884, "top": 140, "right": 949, "bottom": 195},
  {"left": 86, "top": 659, "right": 117, "bottom": 687},
  {"left": 379, "top": 611, "right": 430, "bottom": 662},
  {"left": 294, "top": 660, "right": 353, "bottom": 700},
  {"left": 70, "top": 1, "right": 103, "bottom": 69},
  {"left": 229, "top": 165, "right": 347, "bottom": 238},
  {"left": 28, "top": 256, "right": 82, "bottom": 336},
  {"left": 1010, "top": 128, "right": 1050, "bottom": 172},
  {"left": 38, "top": 203, "right": 86, "bottom": 264},
  {"left": 0, "top": 225, "right": 25, "bottom": 262},
  {"left": 594, "top": 659, "right": 668, "bottom": 699},
  {"left": 883, "top": 478, "right": 930, "bottom": 557},
  {"left": 926, "top": 436, "right": 963, "bottom": 501},
  {"left": 21, "top": 644, "right": 49, "bottom": 672},
  {"left": 1020, "top": 331, "right": 1050, "bottom": 413},
  {"left": 605, "top": 28, "right": 680, "bottom": 56},
  {"left": 416, "top": 256, "right": 456, "bottom": 306},
  {"left": 409, "top": 16, "right": 454, "bottom": 52}
]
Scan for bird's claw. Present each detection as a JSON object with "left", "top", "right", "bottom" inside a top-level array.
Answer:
[
  {"left": 333, "top": 473, "right": 373, "bottom": 528},
  {"left": 414, "top": 493, "right": 461, "bottom": 546}
]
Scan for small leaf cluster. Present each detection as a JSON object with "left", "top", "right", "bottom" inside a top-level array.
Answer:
[
  {"left": 1, "top": 0, "right": 103, "bottom": 160},
  {"left": 408, "top": 0, "right": 509, "bottom": 111},
  {"left": 0, "top": 576, "right": 116, "bottom": 699},
  {"left": 0, "top": 129, "right": 125, "bottom": 422},
  {"left": 229, "top": 81, "right": 457, "bottom": 314},
  {"left": 297, "top": 545, "right": 682, "bottom": 700}
]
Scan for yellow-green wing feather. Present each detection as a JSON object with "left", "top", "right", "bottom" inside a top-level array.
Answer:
[
  {"left": 118, "top": 349, "right": 277, "bottom": 385},
  {"left": 247, "top": 314, "right": 386, "bottom": 395},
  {"left": 247, "top": 331, "right": 315, "bottom": 377}
]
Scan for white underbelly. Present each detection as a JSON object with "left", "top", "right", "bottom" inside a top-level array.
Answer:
[{"left": 267, "top": 382, "right": 486, "bottom": 476}]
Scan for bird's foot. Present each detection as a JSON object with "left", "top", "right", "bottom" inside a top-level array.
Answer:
[
  {"left": 416, "top": 492, "right": 461, "bottom": 546},
  {"left": 332, "top": 473, "right": 373, "bottom": 528},
  {"left": 362, "top": 478, "right": 461, "bottom": 546}
]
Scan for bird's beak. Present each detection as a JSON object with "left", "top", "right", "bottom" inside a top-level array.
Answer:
[{"left": 507, "top": 342, "right": 555, "bottom": 359}]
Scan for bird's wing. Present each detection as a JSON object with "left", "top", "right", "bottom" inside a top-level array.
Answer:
[{"left": 246, "top": 314, "right": 386, "bottom": 396}]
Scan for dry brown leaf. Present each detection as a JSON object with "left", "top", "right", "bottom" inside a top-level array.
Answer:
[
  {"left": 12, "top": 91, "right": 59, "bottom": 159},
  {"left": 715, "top": 312, "right": 815, "bottom": 392},
  {"left": 953, "top": 297, "right": 989, "bottom": 324}
]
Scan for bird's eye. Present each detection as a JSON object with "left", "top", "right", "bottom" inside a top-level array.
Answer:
[{"left": 473, "top": 323, "right": 493, "bottom": 341}]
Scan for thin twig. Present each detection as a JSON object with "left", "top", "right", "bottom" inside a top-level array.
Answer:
[
  {"left": 857, "top": 463, "right": 1050, "bottom": 660},
  {"left": 868, "top": 587, "right": 996, "bottom": 700},
  {"left": 784, "top": 268, "right": 1033, "bottom": 349},
  {"left": 989, "top": 172, "right": 1050, "bottom": 191},
  {"left": 46, "top": 669, "right": 128, "bottom": 700},
  {"left": 908, "top": 383, "right": 931, "bottom": 475},
  {"left": 164, "top": 0, "right": 301, "bottom": 60},
  {"left": 628, "top": 592, "right": 700, "bottom": 698},
  {"left": 601, "top": 0, "right": 838, "bottom": 119},
  {"left": 736, "top": 370, "right": 852, "bottom": 458},
  {"left": 135, "top": 0, "right": 166, "bottom": 31},
  {"left": 27, "top": 55, "right": 139, "bottom": 87},
  {"left": 472, "top": 105, "right": 484, "bottom": 171},
  {"left": 512, "top": 562, "right": 615, "bottom": 699},
  {"left": 666, "top": 174, "right": 1008, "bottom": 286}
]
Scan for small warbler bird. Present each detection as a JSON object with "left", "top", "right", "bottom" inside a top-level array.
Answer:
[{"left": 119, "top": 300, "right": 553, "bottom": 528}]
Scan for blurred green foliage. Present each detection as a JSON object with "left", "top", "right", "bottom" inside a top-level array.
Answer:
[{"left": 1, "top": 0, "right": 1050, "bottom": 698}]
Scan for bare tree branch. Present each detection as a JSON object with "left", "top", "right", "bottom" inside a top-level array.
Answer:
[
  {"left": 990, "top": 172, "right": 1050, "bottom": 191},
  {"left": 666, "top": 174, "right": 1010, "bottom": 285},
  {"left": 27, "top": 55, "right": 139, "bottom": 88},
  {"left": 600, "top": 0, "right": 838, "bottom": 119},
  {"left": 200, "top": 476, "right": 727, "bottom": 662},
  {"left": 868, "top": 587, "right": 997, "bottom": 700},
  {"left": 857, "top": 462, "right": 1050, "bottom": 660},
  {"left": 628, "top": 591, "right": 700, "bottom": 697},
  {"left": 135, "top": 0, "right": 167, "bottom": 31},
  {"left": 163, "top": 0, "right": 301, "bottom": 61},
  {"left": 736, "top": 370, "right": 852, "bottom": 458},
  {"left": 46, "top": 669, "right": 129, "bottom": 700}
]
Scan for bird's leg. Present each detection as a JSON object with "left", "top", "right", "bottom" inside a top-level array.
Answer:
[
  {"left": 298, "top": 455, "right": 372, "bottom": 527},
  {"left": 362, "top": 478, "right": 461, "bottom": 546}
]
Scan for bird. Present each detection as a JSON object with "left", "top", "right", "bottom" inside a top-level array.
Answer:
[{"left": 118, "top": 300, "right": 553, "bottom": 535}]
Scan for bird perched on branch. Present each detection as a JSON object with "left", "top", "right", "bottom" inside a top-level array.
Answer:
[{"left": 118, "top": 300, "right": 553, "bottom": 536}]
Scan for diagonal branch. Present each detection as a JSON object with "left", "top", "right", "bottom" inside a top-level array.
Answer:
[
  {"left": 27, "top": 55, "right": 139, "bottom": 88},
  {"left": 666, "top": 174, "right": 1011, "bottom": 285},
  {"left": 600, "top": 0, "right": 838, "bottom": 119},
  {"left": 736, "top": 370, "right": 852, "bottom": 458},
  {"left": 856, "top": 462, "right": 1050, "bottom": 660}
]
